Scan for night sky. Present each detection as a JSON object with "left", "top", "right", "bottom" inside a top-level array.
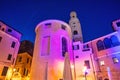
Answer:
[{"left": 0, "top": 0, "right": 120, "bottom": 43}]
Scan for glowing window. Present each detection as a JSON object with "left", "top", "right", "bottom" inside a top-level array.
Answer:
[
  {"left": 112, "top": 57, "right": 119, "bottom": 63},
  {"left": 100, "top": 61, "right": 105, "bottom": 66}
]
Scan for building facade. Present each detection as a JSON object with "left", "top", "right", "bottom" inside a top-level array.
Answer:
[
  {"left": 0, "top": 21, "right": 21, "bottom": 80},
  {"left": 88, "top": 19, "right": 120, "bottom": 80},
  {"left": 14, "top": 40, "right": 33, "bottom": 80},
  {"left": 14, "top": 52, "right": 32, "bottom": 80},
  {"left": 73, "top": 41, "right": 96, "bottom": 80},
  {"left": 30, "top": 20, "right": 73, "bottom": 80}
]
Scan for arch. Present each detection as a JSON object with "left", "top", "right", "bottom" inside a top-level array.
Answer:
[
  {"left": 103, "top": 38, "right": 112, "bottom": 49},
  {"left": 96, "top": 40, "right": 105, "bottom": 51},
  {"left": 62, "top": 37, "right": 68, "bottom": 57},
  {"left": 73, "top": 31, "right": 78, "bottom": 35},
  {"left": 12, "top": 72, "right": 21, "bottom": 80},
  {"left": 110, "top": 35, "right": 120, "bottom": 46}
]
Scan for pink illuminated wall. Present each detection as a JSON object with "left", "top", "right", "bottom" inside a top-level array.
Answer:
[
  {"left": 30, "top": 20, "right": 73, "bottom": 80},
  {"left": 0, "top": 21, "right": 21, "bottom": 80}
]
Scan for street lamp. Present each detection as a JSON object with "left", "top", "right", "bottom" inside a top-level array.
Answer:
[
  {"left": 83, "top": 66, "right": 88, "bottom": 80},
  {"left": 84, "top": 71, "right": 88, "bottom": 80},
  {"left": 10, "top": 68, "right": 16, "bottom": 80},
  {"left": 11, "top": 68, "right": 21, "bottom": 80}
]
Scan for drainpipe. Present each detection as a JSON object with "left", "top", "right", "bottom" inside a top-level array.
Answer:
[
  {"left": 90, "top": 53, "right": 97, "bottom": 80},
  {"left": 72, "top": 49, "right": 76, "bottom": 80}
]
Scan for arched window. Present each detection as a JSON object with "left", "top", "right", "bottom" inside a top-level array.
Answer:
[
  {"left": 96, "top": 40, "right": 105, "bottom": 51},
  {"left": 103, "top": 38, "right": 112, "bottom": 49},
  {"left": 110, "top": 35, "right": 120, "bottom": 46},
  {"left": 73, "top": 31, "right": 78, "bottom": 35},
  {"left": 62, "top": 37, "right": 68, "bottom": 57}
]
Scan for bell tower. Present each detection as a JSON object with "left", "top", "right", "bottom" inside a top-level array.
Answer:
[{"left": 69, "top": 11, "right": 83, "bottom": 42}]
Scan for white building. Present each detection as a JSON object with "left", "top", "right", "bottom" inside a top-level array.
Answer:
[
  {"left": 0, "top": 21, "right": 21, "bottom": 80},
  {"left": 30, "top": 20, "right": 73, "bottom": 80}
]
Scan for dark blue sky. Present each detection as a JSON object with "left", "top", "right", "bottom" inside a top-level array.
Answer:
[{"left": 0, "top": 0, "right": 120, "bottom": 43}]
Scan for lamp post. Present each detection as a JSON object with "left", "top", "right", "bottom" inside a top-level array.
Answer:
[
  {"left": 83, "top": 66, "right": 88, "bottom": 80},
  {"left": 84, "top": 71, "right": 88, "bottom": 80},
  {"left": 10, "top": 68, "right": 16, "bottom": 80},
  {"left": 10, "top": 68, "right": 21, "bottom": 80}
]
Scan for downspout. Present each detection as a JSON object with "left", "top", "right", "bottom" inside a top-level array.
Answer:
[
  {"left": 90, "top": 41, "right": 97, "bottom": 80},
  {"left": 90, "top": 53, "right": 96, "bottom": 80}
]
